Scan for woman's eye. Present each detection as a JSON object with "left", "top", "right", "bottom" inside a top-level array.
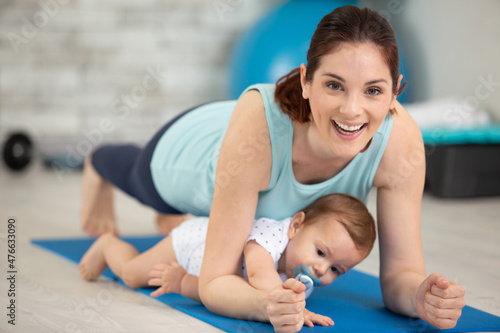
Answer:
[
  {"left": 327, "top": 82, "right": 342, "bottom": 91},
  {"left": 317, "top": 249, "right": 325, "bottom": 257},
  {"left": 366, "top": 87, "right": 381, "bottom": 96}
]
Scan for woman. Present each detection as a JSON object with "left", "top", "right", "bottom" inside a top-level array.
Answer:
[{"left": 81, "top": 5, "right": 465, "bottom": 332}]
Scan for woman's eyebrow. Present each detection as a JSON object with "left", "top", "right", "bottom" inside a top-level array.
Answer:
[
  {"left": 365, "top": 78, "right": 388, "bottom": 85},
  {"left": 322, "top": 73, "right": 388, "bottom": 85},
  {"left": 322, "top": 73, "right": 345, "bottom": 82}
]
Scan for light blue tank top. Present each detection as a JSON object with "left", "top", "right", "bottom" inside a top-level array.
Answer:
[{"left": 151, "top": 84, "right": 393, "bottom": 219}]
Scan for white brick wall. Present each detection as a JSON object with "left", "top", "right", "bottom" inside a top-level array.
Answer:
[{"left": 0, "top": 0, "right": 282, "bottom": 147}]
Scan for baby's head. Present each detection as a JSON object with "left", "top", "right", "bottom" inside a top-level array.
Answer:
[{"left": 284, "top": 193, "right": 375, "bottom": 286}]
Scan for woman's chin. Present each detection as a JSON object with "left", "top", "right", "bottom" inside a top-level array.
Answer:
[{"left": 330, "top": 138, "right": 370, "bottom": 158}]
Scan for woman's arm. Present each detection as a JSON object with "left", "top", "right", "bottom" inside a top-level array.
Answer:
[
  {"left": 374, "top": 102, "right": 465, "bottom": 329},
  {"left": 245, "top": 241, "right": 334, "bottom": 328},
  {"left": 198, "top": 90, "right": 272, "bottom": 320},
  {"left": 198, "top": 91, "right": 306, "bottom": 332}
]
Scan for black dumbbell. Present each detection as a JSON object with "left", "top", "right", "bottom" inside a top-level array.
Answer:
[{"left": 3, "top": 132, "right": 33, "bottom": 171}]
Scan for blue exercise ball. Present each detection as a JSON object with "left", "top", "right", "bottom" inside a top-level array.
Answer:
[
  {"left": 228, "top": 0, "right": 357, "bottom": 99},
  {"left": 228, "top": 0, "right": 410, "bottom": 103}
]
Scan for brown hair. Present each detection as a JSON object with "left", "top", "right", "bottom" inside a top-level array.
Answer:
[
  {"left": 275, "top": 5, "right": 406, "bottom": 124},
  {"left": 301, "top": 193, "right": 376, "bottom": 258}
]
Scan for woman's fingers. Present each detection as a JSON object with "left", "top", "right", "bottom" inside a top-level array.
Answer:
[
  {"left": 271, "top": 315, "right": 304, "bottom": 333},
  {"left": 267, "top": 279, "right": 307, "bottom": 333},
  {"left": 284, "top": 278, "right": 307, "bottom": 294},
  {"left": 425, "top": 289, "right": 466, "bottom": 309},
  {"left": 267, "top": 294, "right": 305, "bottom": 317},
  {"left": 276, "top": 278, "right": 306, "bottom": 301},
  {"left": 424, "top": 287, "right": 465, "bottom": 327},
  {"left": 424, "top": 295, "right": 463, "bottom": 317},
  {"left": 415, "top": 273, "right": 466, "bottom": 330},
  {"left": 430, "top": 280, "right": 465, "bottom": 299},
  {"left": 422, "top": 298, "right": 463, "bottom": 330}
]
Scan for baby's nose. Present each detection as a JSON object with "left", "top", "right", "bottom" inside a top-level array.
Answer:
[{"left": 313, "top": 263, "right": 328, "bottom": 276}]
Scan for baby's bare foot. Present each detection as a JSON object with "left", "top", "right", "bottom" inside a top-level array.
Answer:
[{"left": 79, "top": 233, "right": 113, "bottom": 281}]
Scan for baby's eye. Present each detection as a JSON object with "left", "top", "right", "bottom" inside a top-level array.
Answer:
[
  {"left": 331, "top": 266, "right": 339, "bottom": 273},
  {"left": 317, "top": 249, "right": 325, "bottom": 257},
  {"left": 327, "top": 82, "right": 342, "bottom": 91},
  {"left": 366, "top": 87, "right": 382, "bottom": 96}
]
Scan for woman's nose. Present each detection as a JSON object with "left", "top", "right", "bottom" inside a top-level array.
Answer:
[{"left": 340, "top": 93, "right": 362, "bottom": 118}]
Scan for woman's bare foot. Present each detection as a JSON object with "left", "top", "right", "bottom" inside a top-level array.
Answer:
[
  {"left": 156, "top": 213, "right": 193, "bottom": 234},
  {"left": 81, "top": 154, "right": 118, "bottom": 236},
  {"left": 79, "top": 233, "right": 114, "bottom": 281}
]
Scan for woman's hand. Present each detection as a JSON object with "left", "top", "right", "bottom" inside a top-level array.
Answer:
[
  {"left": 413, "top": 272, "right": 466, "bottom": 329},
  {"left": 148, "top": 261, "right": 187, "bottom": 297},
  {"left": 303, "top": 308, "right": 334, "bottom": 328},
  {"left": 267, "top": 279, "right": 307, "bottom": 333}
]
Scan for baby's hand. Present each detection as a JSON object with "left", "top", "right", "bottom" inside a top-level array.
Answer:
[
  {"left": 148, "top": 260, "right": 186, "bottom": 297},
  {"left": 303, "top": 308, "right": 334, "bottom": 328}
]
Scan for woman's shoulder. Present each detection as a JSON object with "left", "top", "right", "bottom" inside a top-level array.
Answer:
[
  {"left": 373, "top": 101, "right": 425, "bottom": 189},
  {"left": 237, "top": 88, "right": 266, "bottom": 111},
  {"left": 229, "top": 89, "right": 267, "bottom": 136},
  {"left": 220, "top": 88, "right": 272, "bottom": 192}
]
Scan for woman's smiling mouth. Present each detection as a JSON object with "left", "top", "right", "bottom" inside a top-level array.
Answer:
[{"left": 331, "top": 120, "right": 367, "bottom": 138}]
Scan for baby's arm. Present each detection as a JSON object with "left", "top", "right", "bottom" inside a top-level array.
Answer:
[
  {"left": 148, "top": 261, "right": 201, "bottom": 303},
  {"left": 244, "top": 240, "right": 284, "bottom": 291}
]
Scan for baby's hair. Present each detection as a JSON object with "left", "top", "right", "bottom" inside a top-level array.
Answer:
[{"left": 301, "top": 193, "right": 376, "bottom": 258}]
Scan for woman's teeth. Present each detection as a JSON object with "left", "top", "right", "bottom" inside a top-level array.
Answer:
[{"left": 334, "top": 121, "right": 365, "bottom": 135}]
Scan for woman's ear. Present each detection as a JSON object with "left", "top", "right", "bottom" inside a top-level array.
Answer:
[
  {"left": 390, "top": 74, "right": 403, "bottom": 110},
  {"left": 288, "top": 211, "right": 306, "bottom": 240},
  {"left": 300, "top": 63, "right": 310, "bottom": 100}
]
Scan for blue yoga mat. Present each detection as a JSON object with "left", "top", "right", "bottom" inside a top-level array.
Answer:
[{"left": 32, "top": 236, "right": 500, "bottom": 333}]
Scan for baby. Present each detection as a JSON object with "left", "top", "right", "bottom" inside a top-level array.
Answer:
[{"left": 79, "top": 193, "right": 375, "bottom": 327}]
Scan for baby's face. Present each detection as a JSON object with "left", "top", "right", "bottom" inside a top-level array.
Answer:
[{"left": 285, "top": 215, "right": 365, "bottom": 286}]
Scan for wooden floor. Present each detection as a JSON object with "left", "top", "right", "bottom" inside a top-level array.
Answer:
[{"left": 1, "top": 160, "right": 499, "bottom": 332}]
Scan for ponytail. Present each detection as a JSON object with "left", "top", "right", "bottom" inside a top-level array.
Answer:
[{"left": 274, "top": 68, "right": 312, "bottom": 124}]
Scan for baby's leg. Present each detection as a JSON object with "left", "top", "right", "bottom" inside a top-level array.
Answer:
[
  {"left": 79, "top": 233, "right": 177, "bottom": 288},
  {"left": 79, "top": 233, "right": 138, "bottom": 281},
  {"left": 120, "top": 236, "right": 177, "bottom": 289}
]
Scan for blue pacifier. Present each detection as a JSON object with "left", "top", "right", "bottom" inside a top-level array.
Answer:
[{"left": 294, "top": 265, "right": 321, "bottom": 299}]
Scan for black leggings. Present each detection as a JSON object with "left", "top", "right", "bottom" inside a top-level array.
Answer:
[{"left": 91, "top": 108, "right": 197, "bottom": 214}]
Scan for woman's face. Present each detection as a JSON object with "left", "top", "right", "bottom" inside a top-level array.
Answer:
[
  {"left": 284, "top": 212, "right": 365, "bottom": 287},
  {"left": 300, "top": 42, "right": 400, "bottom": 158}
]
